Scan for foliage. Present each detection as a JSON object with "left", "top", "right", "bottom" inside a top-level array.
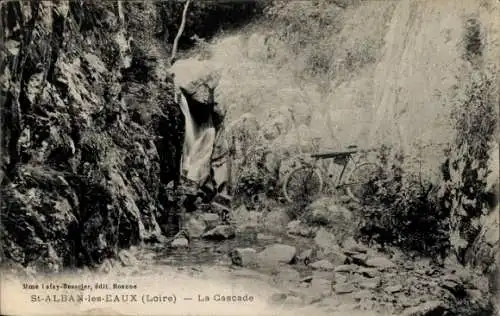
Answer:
[
  {"left": 263, "top": 0, "right": 390, "bottom": 82},
  {"left": 355, "top": 145, "right": 450, "bottom": 258},
  {"left": 440, "top": 66, "right": 498, "bottom": 262},
  {"left": 157, "top": 1, "right": 269, "bottom": 51}
]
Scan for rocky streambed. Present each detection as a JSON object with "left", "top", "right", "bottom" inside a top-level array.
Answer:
[
  {"left": 62, "top": 199, "right": 491, "bottom": 316},
  {"left": 2, "top": 198, "right": 494, "bottom": 316}
]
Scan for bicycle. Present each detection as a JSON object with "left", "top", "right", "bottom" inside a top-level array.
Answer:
[{"left": 282, "top": 145, "right": 383, "bottom": 204}]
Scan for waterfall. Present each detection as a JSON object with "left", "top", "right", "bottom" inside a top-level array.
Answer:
[{"left": 178, "top": 91, "right": 216, "bottom": 185}]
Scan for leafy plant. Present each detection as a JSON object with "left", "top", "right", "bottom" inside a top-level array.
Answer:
[{"left": 356, "top": 145, "right": 450, "bottom": 258}]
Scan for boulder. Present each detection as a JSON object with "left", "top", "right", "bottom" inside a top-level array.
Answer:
[
  {"left": 262, "top": 208, "right": 291, "bottom": 233},
  {"left": 314, "top": 227, "right": 339, "bottom": 250},
  {"left": 199, "top": 212, "right": 220, "bottom": 229},
  {"left": 325, "top": 250, "right": 348, "bottom": 266},
  {"left": 287, "top": 220, "right": 316, "bottom": 237},
  {"left": 185, "top": 215, "right": 207, "bottom": 238},
  {"left": 298, "top": 249, "right": 315, "bottom": 265},
  {"left": 310, "top": 260, "right": 335, "bottom": 271},
  {"left": 310, "top": 278, "right": 333, "bottom": 297},
  {"left": 334, "top": 264, "right": 358, "bottom": 273},
  {"left": 201, "top": 225, "right": 235, "bottom": 240},
  {"left": 230, "top": 248, "right": 257, "bottom": 267},
  {"left": 171, "top": 60, "right": 221, "bottom": 105},
  {"left": 171, "top": 238, "right": 189, "bottom": 248},
  {"left": 401, "top": 301, "right": 449, "bottom": 316},
  {"left": 307, "top": 198, "right": 354, "bottom": 243},
  {"left": 231, "top": 205, "right": 261, "bottom": 230},
  {"left": 365, "top": 257, "right": 396, "bottom": 270},
  {"left": 385, "top": 284, "right": 403, "bottom": 294},
  {"left": 334, "top": 282, "right": 355, "bottom": 294},
  {"left": 257, "top": 244, "right": 297, "bottom": 266}
]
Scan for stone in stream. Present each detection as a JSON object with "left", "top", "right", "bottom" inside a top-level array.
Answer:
[
  {"left": 358, "top": 267, "right": 380, "bottom": 278},
  {"left": 401, "top": 301, "right": 449, "bottom": 316},
  {"left": 350, "top": 253, "right": 368, "bottom": 266},
  {"left": 314, "top": 228, "right": 338, "bottom": 251},
  {"left": 171, "top": 237, "right": 189, "bottom": 248},
  {"left": 286, "top": 220, "right": 316, "bottom": 237},
  {"left": 352, "top": 290, "right": 373, "bottom": 301},
  {"left": 310, "top": 278, "right": 333, "bottom": 297},
  {"left": 334, "top": 264, "right": 358, "bottom": 273},
  {"left": 359, "top": 278, "right": 381, "bottom": 290},
  {"left": 342, "top": 237, "right": 369, "bottom": 253},
  {"left": 262, "top": 208, "right": 290, "bottom": 233},
  {"left": 334, "top": 282, "right": 355, "bottom": 294},
  {"left": 257, "top": 244, "right": 297, "bottom": 266},
  {"left": 185, "top": 216, "right": 207, "bottom": 238},
  {"left": 230, "top": 248, "right": 257, "bottom": 267},
  {"left": 314, "top": 270, "right": 335, "bottom": 281},
  {"left": 256, "top": 233, "right": 275, "bottom": 241},
  {"left": 201, "top": 225, "right": 235, "bottom": 240},
  {"left": 325, "top": 250, "right": 348, "bottom": 266},
  {"left": 385, "top": 284, "right": 403, "bottom": 294},
  {"left": 365, "top": 256, "right": 396, "bottom": 270},
  {"left": 310, "top": 260, "right": 335, "bottom": 271},
  {"left": 118, "top": 250, "right": 139, "bottom": 267},
  {"left": 199, "top": 212, "right": 220, "bottom": 229},
  {"left": 297, "top": 249, "right": 314, "bottom": 265}
]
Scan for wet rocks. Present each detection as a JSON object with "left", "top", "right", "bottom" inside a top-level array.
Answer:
[
  {"left": 358, "top": 267, "right": 380, "bottom": 278},
  {"left": 325, "top": 250, "right": 348, "bottom": 266},
  {"left": 201, "top": 225, "right": 235, "bottom": 240},
  {"left": 262, "top": 208, "right": 290, "bottom": 233},
  {"left": 200, "top": 213, "right": 220, "bottom": 229},
  {"left": 334, "top": 282, "right": 355, "bottom": 294},
  {"left": 230, "top": 248, "right": 257, "bottom": 267},
  {"left": 310, "top": 260, "right": 335, "bottom": 271},
  {"left": 257, "top": 244, "right": 297, "bottom": 266},
  {"left": 118, "top": 250, "right": 139, "bottom": 267},
  {"left": 256, "top": 233, "right": 275, "bottom": 241},
  {"left": 286, "top": 220, "right": 316, "bottom": 237},
  {"left": 365, "top": 257, "right": 396, "bottom": 270},
  {"left": 401, "top": 300, "right": 449, "bottom": 316},
  {"left": 314, "top": 228, "right": 338, "bottom": 250},
  {"left": 305, "top": 198, "right": 354, "bottom": 242},
  {"left": 335, "top": 264, "right": 358, "bottom": 273},
  {"left": 385, "top": 284, "right": 403, "bottom": 294},
  {"left": 171, "top": 238, "right": 189, "bottom": 248},
  {"left": 231, "top": 205, "right": 261, "bottom": 231},
  {"left": 349, "top": 253, "right": 368, "bottom": 266},
  {"left": 359, "top": 278, "right": 381, "bottom": 290},
  {"left": 185, "top": 216, "right": 207, "bottom": 238},
  {"left": 342, "top": 237, "right": 369, "bottom": 253},
  {"left": 310, "top": 278, "right": 333, "bottom": 297},
  {"left": 298, "top": 249, "right": 314, "bottom": 265}
]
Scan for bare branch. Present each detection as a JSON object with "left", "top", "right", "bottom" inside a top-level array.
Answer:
[{"left": 170, "top": 0, "right": 191, "bottom": 66}]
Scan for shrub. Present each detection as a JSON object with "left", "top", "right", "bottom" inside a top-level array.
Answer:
[
  {"left": 440, "top": 66, "right": 498, "bottom": 262},
  {"left": 356, "top": 145, "right": 450, "bottom": 258}
]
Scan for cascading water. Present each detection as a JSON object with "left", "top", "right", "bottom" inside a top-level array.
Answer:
[{"left": 178, "top": 91, "right": 216, "bottom": 185}]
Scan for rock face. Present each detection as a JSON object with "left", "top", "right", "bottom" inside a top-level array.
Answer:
[{"left": 0, "top": 1, "right": 184, "bottom": 269}]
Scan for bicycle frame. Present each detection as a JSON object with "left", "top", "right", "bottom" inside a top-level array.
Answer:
[
  {"left": 308, "top": 147, "right": 377, "bottom": 187},
  {"left": 309, "top": 153, "right": 355, "bottom": 189}
]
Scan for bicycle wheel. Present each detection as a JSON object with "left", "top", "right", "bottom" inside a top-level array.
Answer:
[
  {"left": 282, "top": 166, "right": 323, "bottom": 204},
  {"left": 345, "top": 162, "right": 382, "bottom": 203}
]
